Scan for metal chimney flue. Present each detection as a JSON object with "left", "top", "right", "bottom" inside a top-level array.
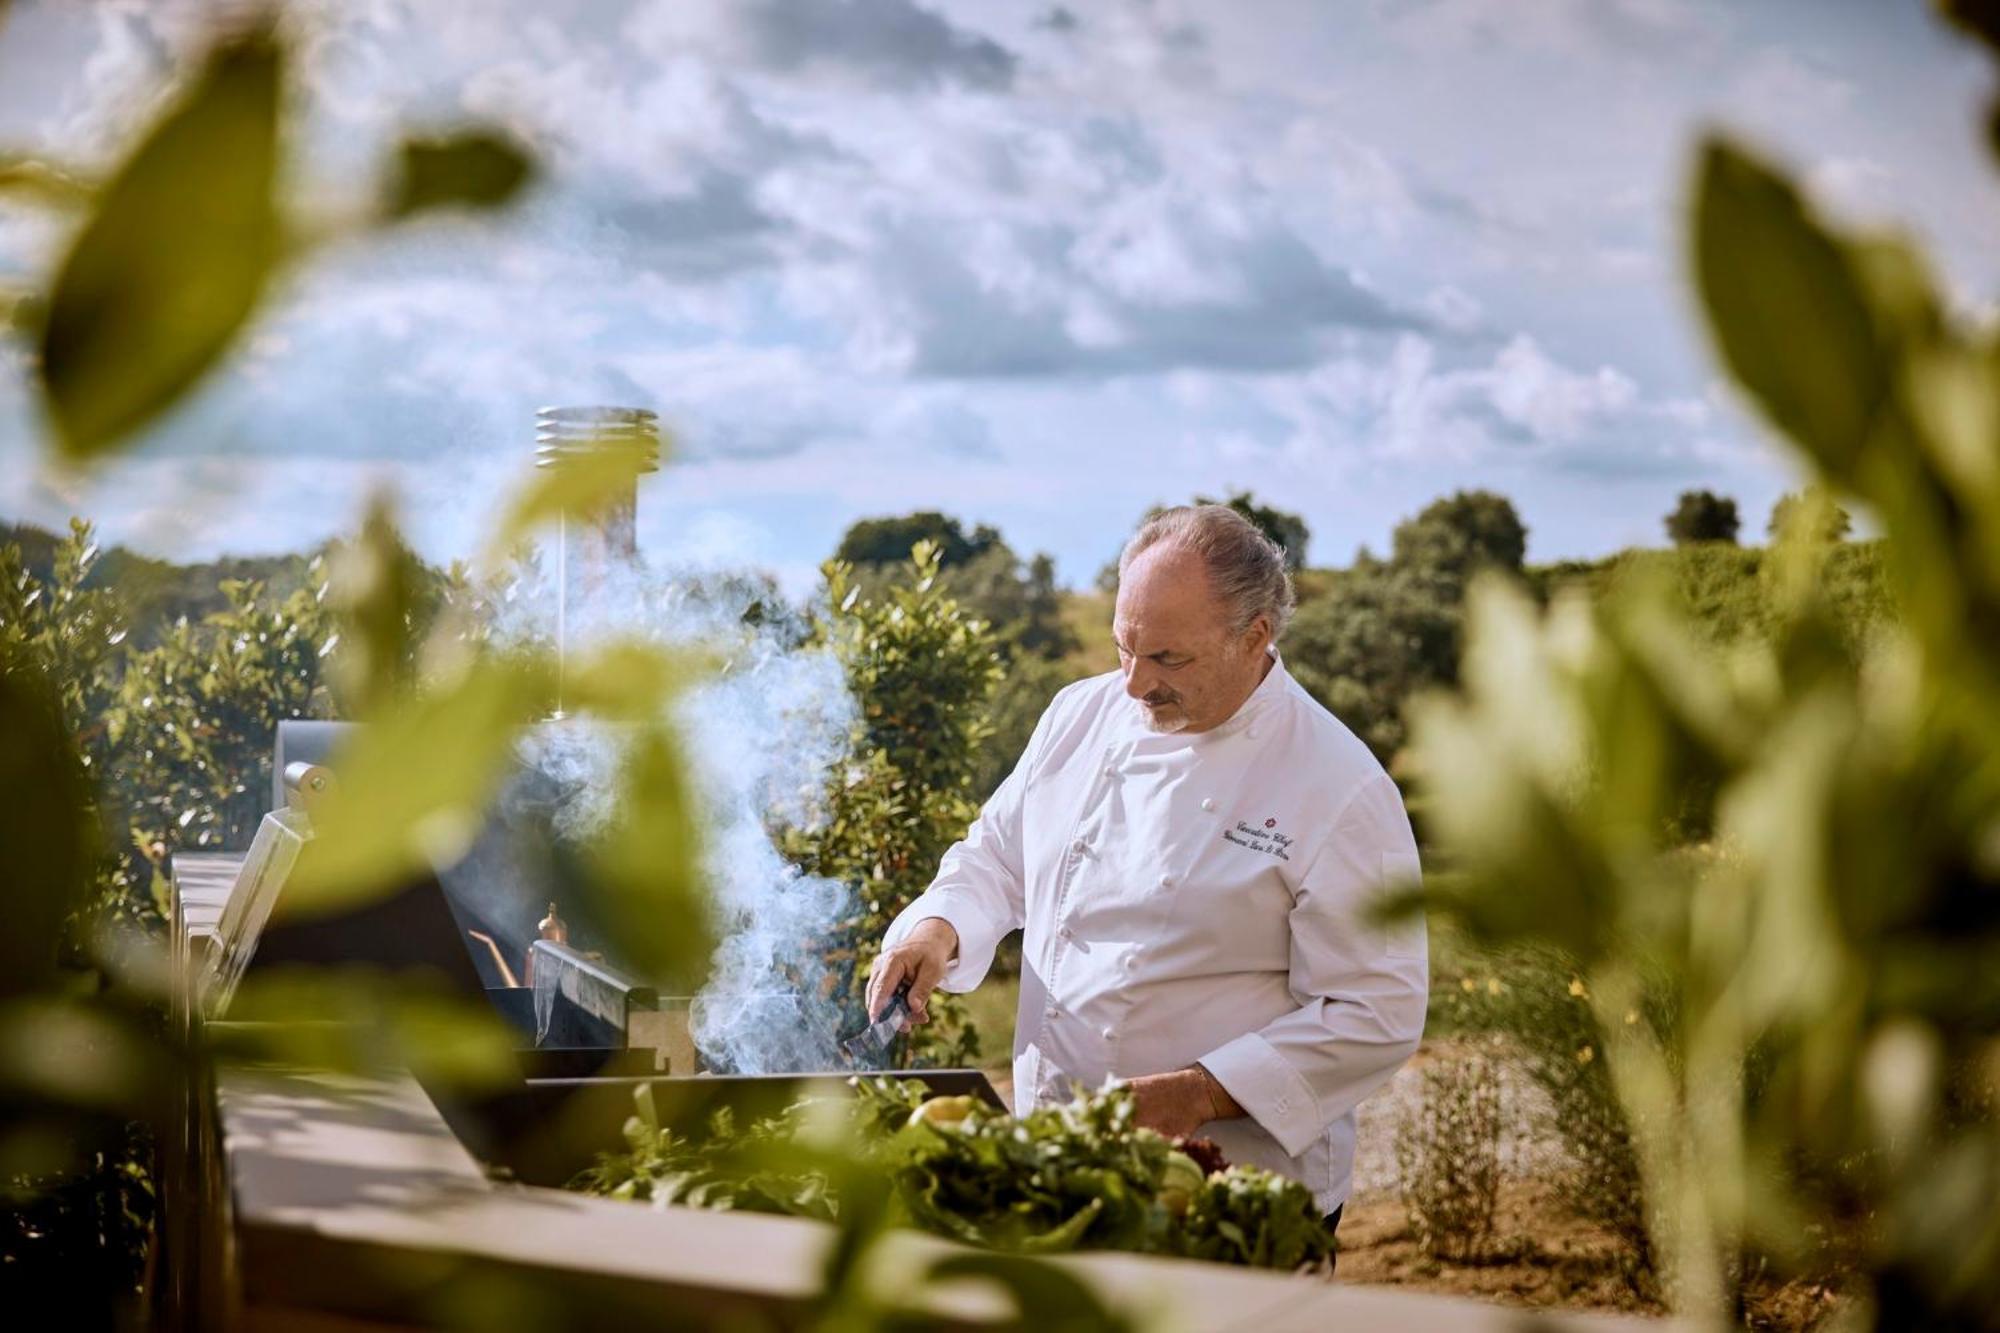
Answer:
[{"left": 535, "top": 405, "right": 660, "bottom": 713}]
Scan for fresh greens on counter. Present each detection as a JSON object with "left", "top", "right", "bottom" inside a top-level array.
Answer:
[{"left": 571, "top": 1079, "right": 1334, "bottom": 1272}]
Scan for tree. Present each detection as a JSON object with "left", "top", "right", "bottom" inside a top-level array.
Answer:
[
  {"left": 835, "top": 511, "right": 1001, "bottom": 569},
  {"left": 1390, "top": 491, "right": 1528, "bottom": 583},
  {"left": 1664, "top": 489, "right": 1740, "bottom": 545},
  {"left": 1285, "top": 561, "right": 1460, "bottom": 761},
  {"left": 1281, "top": 493, "right": 1527, "bottom": 763},
  {"left": 1767, "top": 488, "right": 1852, "bottom": 543},
  {"left": 783, "top": 541, "right": 1003, "bottom": 1068}
]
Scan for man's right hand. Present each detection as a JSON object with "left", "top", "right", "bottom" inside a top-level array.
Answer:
[{"left": 866, "top": 917, "right": 959, "bottom": 1026}]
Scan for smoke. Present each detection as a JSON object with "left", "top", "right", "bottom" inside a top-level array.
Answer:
[
  {"left": 677, "top": 633, "right": 854, "bottom": 1073},
  {"left": 479, "top": 544, "right": 858, "bottom": 1074}
]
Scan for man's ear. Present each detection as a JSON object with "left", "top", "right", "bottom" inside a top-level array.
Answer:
[{"left": 1243, "top": 614, "right": 1274, "bottom": 656}]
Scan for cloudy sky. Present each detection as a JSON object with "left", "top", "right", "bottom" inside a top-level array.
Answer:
[{"left": 2, "top": 0, "right": 1997, "bottom": 590}]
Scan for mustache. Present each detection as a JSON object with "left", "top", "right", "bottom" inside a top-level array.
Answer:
[{"left": 1143, "top": 690, "right": 1181, "bottom": 707}]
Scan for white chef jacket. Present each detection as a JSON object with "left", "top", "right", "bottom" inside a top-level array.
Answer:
[{"left": 882, "top": 652, "right": 1427, "bottom": 1213}]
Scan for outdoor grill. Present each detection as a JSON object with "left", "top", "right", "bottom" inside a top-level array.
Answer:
[
  {"left": 184, "top": 406, "right": 997, "bottom": 1194},
  {"left": 196, "top": 719, "right": 999, "bottom": 1183}
]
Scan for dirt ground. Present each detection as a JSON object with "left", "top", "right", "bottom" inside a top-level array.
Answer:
[
  {"left": 1340, "top": 1045, "right": 1847, "bottom": 1331},
  {"left": 1336, "top": 1178, "right": 1662, "bottom": 1314},
  {"left": 1336, "top": 1180, "right": 1845, "bottom": 1330}
]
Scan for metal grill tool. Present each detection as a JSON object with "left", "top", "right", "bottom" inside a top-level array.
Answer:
[{"left": 841, "top": 978, "right": 912, "bottom": 1067}]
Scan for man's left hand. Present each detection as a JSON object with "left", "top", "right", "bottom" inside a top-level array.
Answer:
[{"left": 1126, "top": 1067, "right": 1240, "bottom": 1140}]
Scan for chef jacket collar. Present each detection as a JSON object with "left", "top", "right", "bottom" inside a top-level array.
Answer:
[{"left": 1203, "top": 646, "right": 1287, "bottom": 740}]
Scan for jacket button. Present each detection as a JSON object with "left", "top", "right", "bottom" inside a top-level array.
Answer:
[
  {"left": 1101, "top": 1025, "right": 1115, "bottom": 1041},
  {"left": 1200, "top": 798, "right": 1215, "bottom": 812},
  {"left": 1276, "top": 1097, "right": 1291, "bottom": 1114},
  {"left": 1072, "top": 837, "right": 1088, "bottom": 854},
  {"left": 1158, "top": 873, "right": 1175, "bottom": 888},
  {"left": 1122, "top": 952, "right": 1138, "bottom": 971}
]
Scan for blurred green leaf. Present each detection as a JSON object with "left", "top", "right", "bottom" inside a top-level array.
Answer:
[
  {"left": 386, "top": 130, "right": 533, "bottom": 221},
  {"left": 578, "top": 723, "right": 710, "bottom": 986},
  {"left": 0, "top": 998, "right": 163, "bottom": 1113},
  {"left": 0, "top": 669, "right": 88, "bottom": 995},
  {"left": 1692, "top": 137, "right": 1888, "bottom": 481},
  {"left": 37, "top": 30, "right": 283, "bottom": 462},
  {"left": 325, "top": 495, "right": 427, "bottom": 717},
  {"left": 219, "top": 969, "right": 519, "bottom": 1089},
  {"left": 483, "top": 442, "right": 666, "bottom": 572},
  {"left": 283, "top": 657, "right": 551, "bottom": 916},
  {"left": 0, "top": 154, "right": 91, "bottom": 208},
  {"left": 559, "top": 639, "right": 689, "bottom": 721}
]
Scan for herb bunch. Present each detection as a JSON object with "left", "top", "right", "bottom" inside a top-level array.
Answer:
[{"left": 573, "top": 1079, "right": 1335, "bottom": 1272}]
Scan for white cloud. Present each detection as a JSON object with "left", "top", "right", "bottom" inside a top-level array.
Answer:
[{"left": 1486, "top": 336, "right": 1638, "bottom": 442}]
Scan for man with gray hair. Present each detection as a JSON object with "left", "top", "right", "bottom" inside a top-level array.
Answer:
[{"left": 869, "top": 504, "right": 1427, "bottom": 1236}]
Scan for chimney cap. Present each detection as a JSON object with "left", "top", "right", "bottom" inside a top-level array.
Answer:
[{"left": 534, "top": 404, "right": 661, "bottom": 475}]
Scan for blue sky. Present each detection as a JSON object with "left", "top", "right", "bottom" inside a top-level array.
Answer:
[{"left": 2, "top": 0, "right": 1997, "bottom": 592}]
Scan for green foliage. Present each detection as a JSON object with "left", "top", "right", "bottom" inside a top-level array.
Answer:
[
  {"left": 0, "top": 656, "right": 94, "bottom": 1000},
  {"left": 0, "top": 643, "right": 168, "bottom": 1314},
  {"left": 1768, "top": 488, "right": 1853, "bottom": 543},
  {"left": 112, "top": 574, "right": 336, "bottom": 903},
  {"left": 784, "top": 543, "right": 1003, "bottom": 1067},
  {"left": 1173, "top": 1167, "right": 1334, "bottom": 1270},
  {"left": 0, "top": 1123, "right": 155, "bottom": 1310},
  {"left": 576, "top": 1079, "right": 1334, "bottom": 1273},
  {"left": 38, "top": 29, "right": 283, "bottom": 460},
  {"left": 1429, "top": 947, "right": 1658, "bottom": 1286},
  {"left": 841, "top": 519, "right": 1077, "bottom": 668},
  {"left": 284, "top": 655, "right": 552, "bottom": 916},
  {"left": 836, "top": 511, "right": 1002, "bottom": 569},
  {"left": 385, "top": 130, "right": 534, "bottom": 220},
  {"left": 1665, "top": 489, "right": 1742, "bottom": 546},
  {"left": 1405, "top": 128, "right": 2000, "bottom": 1328},
  {"left": 1286, "top": 561, "right": 1459, "bottom": 760},
  {"left": 975, "top": 651, "right": 1076, "bottom": 799},
  {"left": 1596, "top": 540, "right": 1893, "bottom": 657},
  {"left": 1287, "top": 492, "right": 1527, "bottom": 762},
  {"left": 1390, "top": 489, "right": 1528, "bottom": 582},
  {"left": 3, "top": 519, "right": 342, "bottom": 922},
  {"left": 0, "top": 520, "right": 125, "bottom": 774},
  {"left": 0, "top": 519, "right": 318, "bottom": 649},
  {"left": 848, "top": 536, "right": 1079, "bottom": 801}
]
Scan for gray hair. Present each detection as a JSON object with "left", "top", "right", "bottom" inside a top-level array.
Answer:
[{"left": 1118, "top": 504, "right": 1297, "bottom": 640}]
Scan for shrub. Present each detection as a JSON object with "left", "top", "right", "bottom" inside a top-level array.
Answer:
[
  {"left": 783, "top": 541, "right": 1003, "bottom": 1067},
  {"left": 1429, "top": 947, "right": 1659, "bottom": 1288},
  {"left": 1396, "top": 1053, "right": 1504, "bottom": 1263}
]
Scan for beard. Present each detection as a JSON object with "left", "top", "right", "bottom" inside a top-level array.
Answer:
[{"left": 1139, "top": 694, "right": 1191, "bottom": 734}]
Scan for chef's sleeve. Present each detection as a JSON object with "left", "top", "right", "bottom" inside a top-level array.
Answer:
[
  {"left": 1196, "top": 773, "right": 1429, "bottom": 1158},
  {"left": 879, "top": 685, "right": 1062, "bottom": 992}
]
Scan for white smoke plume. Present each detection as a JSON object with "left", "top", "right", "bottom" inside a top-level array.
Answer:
[{"left": 482, "top": 545, "right": 858, "bottom": 1073}]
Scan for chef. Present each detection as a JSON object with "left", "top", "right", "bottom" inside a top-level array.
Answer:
[{"left": 867, "top": 503, "right": 1428, "bottom": 1233}]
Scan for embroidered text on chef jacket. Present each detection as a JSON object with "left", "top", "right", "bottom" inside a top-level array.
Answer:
[{"left": 883, "top": 653, "right": 1428, "bottom": 1214}]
